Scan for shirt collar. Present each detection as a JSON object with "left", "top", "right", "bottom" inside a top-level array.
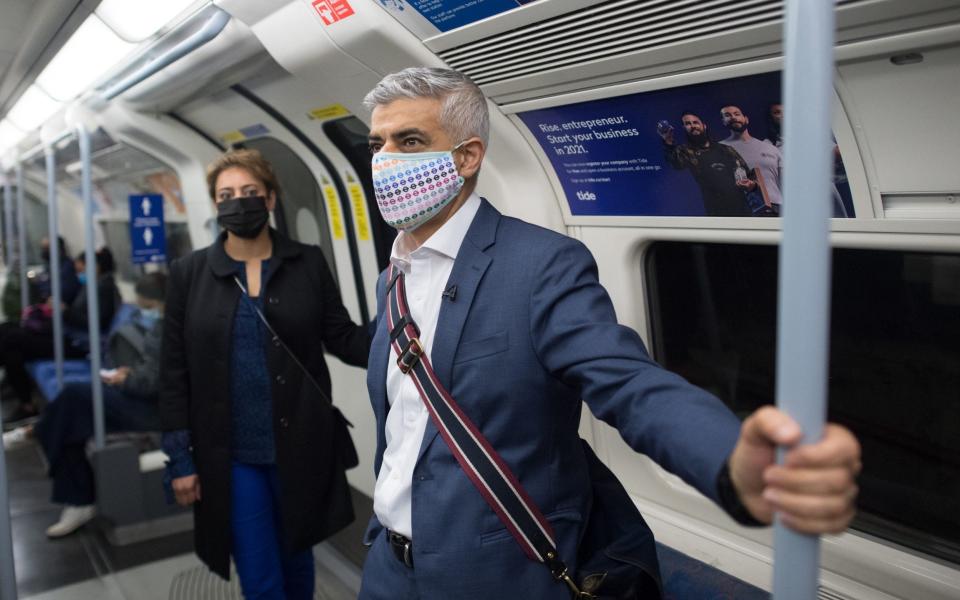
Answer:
[{"left": 390, "top": 192, "right": 482, "bottom": 269}]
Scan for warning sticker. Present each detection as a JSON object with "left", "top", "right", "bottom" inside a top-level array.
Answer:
[
  {"left": 311, "top": 0, "right": 355, "bottom": 25},
  {"left": 308, "top": 104, "right": 351, "bottom": 121},
  {"left": 347, "top": 177, "right": 371, "bottom": 241},
  {"left": 322, "top": 183, "right": 345, "bottom": 240}
]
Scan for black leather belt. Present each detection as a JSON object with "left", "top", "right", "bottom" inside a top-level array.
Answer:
[{"left": 386, "top": 530, "right": 413, "bottom": 568}]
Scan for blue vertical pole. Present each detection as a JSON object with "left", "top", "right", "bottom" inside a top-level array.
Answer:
[
  {"left": 16, "top": 164, "right": 28, "bottom": 314},
  {"left": 77, "top": 126, "right": 105, "bottom": 450},
  {"left": 0, "top": 406, "right": 18, "bottom": 600},
  {"left": 773, "top": 0, "right": 836, "bottom": 599},
  {"left": 2, "top": 179, "right": 12, "bottom": 270},
  {"left": 45, "top": 148, "right": 65, "bottom": 389}
]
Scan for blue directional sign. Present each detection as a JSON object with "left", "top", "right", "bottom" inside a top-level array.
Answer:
[{"left": 129, "top": 194, "right": 166, "bottom": 264}]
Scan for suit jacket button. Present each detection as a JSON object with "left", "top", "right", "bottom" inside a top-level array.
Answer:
[
  {"left": 269, "top": 297, "right": 279, "bottom": 305},
  {"left": 276, "top": 375, "right": 285, "bottom": 385},
  {"left": 279, "top": 417, "right": 289, "bottom": 428}
]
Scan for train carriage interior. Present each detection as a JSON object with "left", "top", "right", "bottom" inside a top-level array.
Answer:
[{"left": 0, "top": 0, "right": 957, "bottom": 598}]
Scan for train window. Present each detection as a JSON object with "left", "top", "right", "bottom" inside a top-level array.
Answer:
[
  {"left": 645, "top": 242, "right": 960, "bottom": 564},
  {"left": 242, "top": 137, "right": 337, "bottom": 279},
  {"left": 323, "top": 116, "right": 396, "bottom": 270},
  {"left": 21, "top": 137, "right": 192, "bottom": 284},
  {"left": 21, "top": 192, "right": 48, "bottom": 265}
]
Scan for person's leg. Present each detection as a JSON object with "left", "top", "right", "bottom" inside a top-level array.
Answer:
[
  {"left": 0, "top": 326, "right": 53, "bottom": 411},
  {"left": 264, "top": 466, "right": 315, "bottom": 600},
  {"left": 231, "top": 462, "right": 285, "bottom": 600},
  {"left": 34, "top": 382, "right": 97, "bottom": 537},
  {"left": 49, "top": 443, "right": 95, "bottom": 506},
  {"left": 358, "top": 530, "right": 419, "bottom": 600},
  {"left": 34, "top": 383, "right": 94, "bottom": 470},
  {"left": 103, "top": 387, "right": 160, "bottom": 433}
]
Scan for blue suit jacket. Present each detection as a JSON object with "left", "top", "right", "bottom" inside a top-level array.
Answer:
[{"left": 365, "top": 200, "right": 741, "bottom": 598}]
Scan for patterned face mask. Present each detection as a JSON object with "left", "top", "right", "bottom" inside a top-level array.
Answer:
[{"left": 371, "top": 143, "right": 466, "bottom": 231}]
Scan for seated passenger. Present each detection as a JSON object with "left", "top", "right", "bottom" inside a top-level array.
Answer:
[
  {"left": 2, "top": 272, "right": 166, "bottom": 538},
  {"left": 0, "top": 246, "right": 120, "bottom": 423},
  {"left": 33, "top": 236, "right": 82, "bottom": 307}
]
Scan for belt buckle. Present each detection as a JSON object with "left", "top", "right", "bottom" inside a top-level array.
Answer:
[
  {"left": 388, "top": 531, "right": 413, "bottom": 568},
  {"left": 396, "top": 338, "right": 424, "bottom": 374}
]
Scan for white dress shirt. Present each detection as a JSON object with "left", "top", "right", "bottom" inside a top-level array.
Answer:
[{"left": 373, "top": 193, "right": 482, "bottom": 539}]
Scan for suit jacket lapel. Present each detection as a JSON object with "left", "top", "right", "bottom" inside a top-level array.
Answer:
[
  {"left": 415, "top": 199, "right": 499, "bottom": 464},
  {"left": 369, "top": 278, "right": 391, "bottom": 474}
]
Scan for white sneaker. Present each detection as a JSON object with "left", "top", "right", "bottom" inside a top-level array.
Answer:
[
  {"left": 2, "top": 427, "right": 31, "bottom": 451},
  {"left": 46, "top": 505, "right": 96, "bottom": 538}
]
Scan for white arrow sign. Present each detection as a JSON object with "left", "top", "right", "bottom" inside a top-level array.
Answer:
[
  {"left": 141, "top": 197, "right": 152, "bottom": 216},
  {"left": 143, "top": 227, "right": 153, "bottom": 246}
]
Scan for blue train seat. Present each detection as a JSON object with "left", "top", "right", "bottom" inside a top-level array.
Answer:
[{"left": 24, "top": 303, "right": 139, "bottom": 403}]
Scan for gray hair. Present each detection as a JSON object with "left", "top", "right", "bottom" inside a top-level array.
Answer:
[{"left": 363, "top": 67, "right": 490, "bottom": 145}]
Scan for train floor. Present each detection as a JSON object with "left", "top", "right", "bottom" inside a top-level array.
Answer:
[{"left": 2, "top": 394, "right": 361, "bottom": 600}]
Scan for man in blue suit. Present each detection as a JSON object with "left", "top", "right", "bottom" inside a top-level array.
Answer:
[{"left": 358, "top": 67, "right": 860, "bottom": 599}]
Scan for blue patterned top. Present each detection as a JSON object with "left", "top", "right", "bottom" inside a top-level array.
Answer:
[{"left": 229, "top": 260, "right": 275, "bottom": 464}]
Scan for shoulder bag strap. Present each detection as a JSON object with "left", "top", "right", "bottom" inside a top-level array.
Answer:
[
  {"left": 233, "top": 275, "right": 340, "bottom": 412},
  {"left": 385, "top": 265, "right": 588, "bottom": 598}
]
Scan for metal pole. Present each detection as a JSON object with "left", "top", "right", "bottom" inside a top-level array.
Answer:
[
  {"left": 16, "top": 164, "right": 28, "bottom": 314},
  {"left": 45, "top": 148, "right": 65, "bottom": 389},
  {"left": 2, "top": 179, "right": 12, "bottom": 269},
  {"left": 0, "top": 407, "right": 18, "bottom": 600},
  {"left": 77, "top": 125, "right": 105, "bottom": 450},
  {"left": 773, "top": 1, "right": 836, "bottom": 599}
]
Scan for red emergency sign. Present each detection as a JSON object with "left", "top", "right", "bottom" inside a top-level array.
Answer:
[{"left": 311, "top": 0, "right": 355, "bottom": 25}]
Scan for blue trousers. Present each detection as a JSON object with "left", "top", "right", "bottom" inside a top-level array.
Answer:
[{"left": 230, "top": 462, "right": 315, "bottom": 600}]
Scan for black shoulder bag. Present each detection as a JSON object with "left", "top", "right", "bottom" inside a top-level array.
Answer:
[{"left": 385, "top": 266, "right": 662, "bottom": 599}]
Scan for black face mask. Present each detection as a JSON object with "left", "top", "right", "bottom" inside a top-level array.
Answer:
[
  {"left": 41, "top": 249, "right": 51, "bottom": 262},
  {"left": 216, "top": 196, "right": 270, "bottom": 239}
]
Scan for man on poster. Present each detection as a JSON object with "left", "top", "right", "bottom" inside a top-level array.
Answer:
[
  {"left": 658, "top": 111, "right": 755, "bottom": 217},
  {"left": 720, "top": 104, "right": 783, "bottom": 216},
  {"left": 765, "top": 102, "right": 849, "bottom": 218}
]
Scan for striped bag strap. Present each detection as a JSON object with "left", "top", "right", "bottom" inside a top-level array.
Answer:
[{"left": 385, "top": 265, "right": 589, "bottom": 598}]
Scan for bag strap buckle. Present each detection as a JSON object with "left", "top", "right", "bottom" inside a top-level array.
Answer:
[
  {"left": 546, "top": 551, "right": 596, "bottom": 599},
  {"left": 396, "top": 337, "right": 424, "bottom": 374}
]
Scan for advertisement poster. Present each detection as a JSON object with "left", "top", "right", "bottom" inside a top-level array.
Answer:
[
  {"left": 378, "top": 0, "right": 538, "bottom": 35},
  {"left": 517, "top": 71, "right": 855, "bottom": 218}
]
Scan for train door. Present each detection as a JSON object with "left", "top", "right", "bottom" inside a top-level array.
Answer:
[{"left": 171, "top": 70, "right": 380, "bottom": 495}]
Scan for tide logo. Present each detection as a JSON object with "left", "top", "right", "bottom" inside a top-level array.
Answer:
[{"left": 576, "top": 190, "right": 597, "bottom": 201}]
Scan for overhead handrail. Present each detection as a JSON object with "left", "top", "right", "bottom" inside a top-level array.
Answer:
[
  {"left": 773, "top": 0, "right": 836, "bottom": 598},
  {"left": 100, "top": 7, "right": 230, "bottom": 101}
]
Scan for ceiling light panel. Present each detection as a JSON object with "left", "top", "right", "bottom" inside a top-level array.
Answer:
[
  {"left": 96, "top": 0, "right": 203, "bottom": 42},
  {"left": 0, "top": 120, "right": 26, "bottom": 154},
  {"left": 35, "top": 15, "right": 137, "bottom": 101},
  {"left": 6, "top": 85, "right": 61, "bottom": 131}
]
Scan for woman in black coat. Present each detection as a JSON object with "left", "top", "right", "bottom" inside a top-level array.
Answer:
[{"left": 160, "top": 149, "right": 369, "bottom": 598}]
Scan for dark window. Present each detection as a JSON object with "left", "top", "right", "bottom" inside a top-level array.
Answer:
[
  {"left": 323, "top": 116, "right": 395, "bottom": 270},
  {"left": 243, "top": 137, "right": 337, "bottom": 280},
  {"left": 645, "top": 242, "right": 960, "bottom": 564}
]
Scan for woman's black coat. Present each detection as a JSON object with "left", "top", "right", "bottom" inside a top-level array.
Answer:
[{"left": 159, "top": 230, "right": 369, "bottom": 579}]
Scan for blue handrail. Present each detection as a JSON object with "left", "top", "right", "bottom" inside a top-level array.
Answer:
[{"left": 773, "top": 0, "right": 837, "bottom": 598}]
